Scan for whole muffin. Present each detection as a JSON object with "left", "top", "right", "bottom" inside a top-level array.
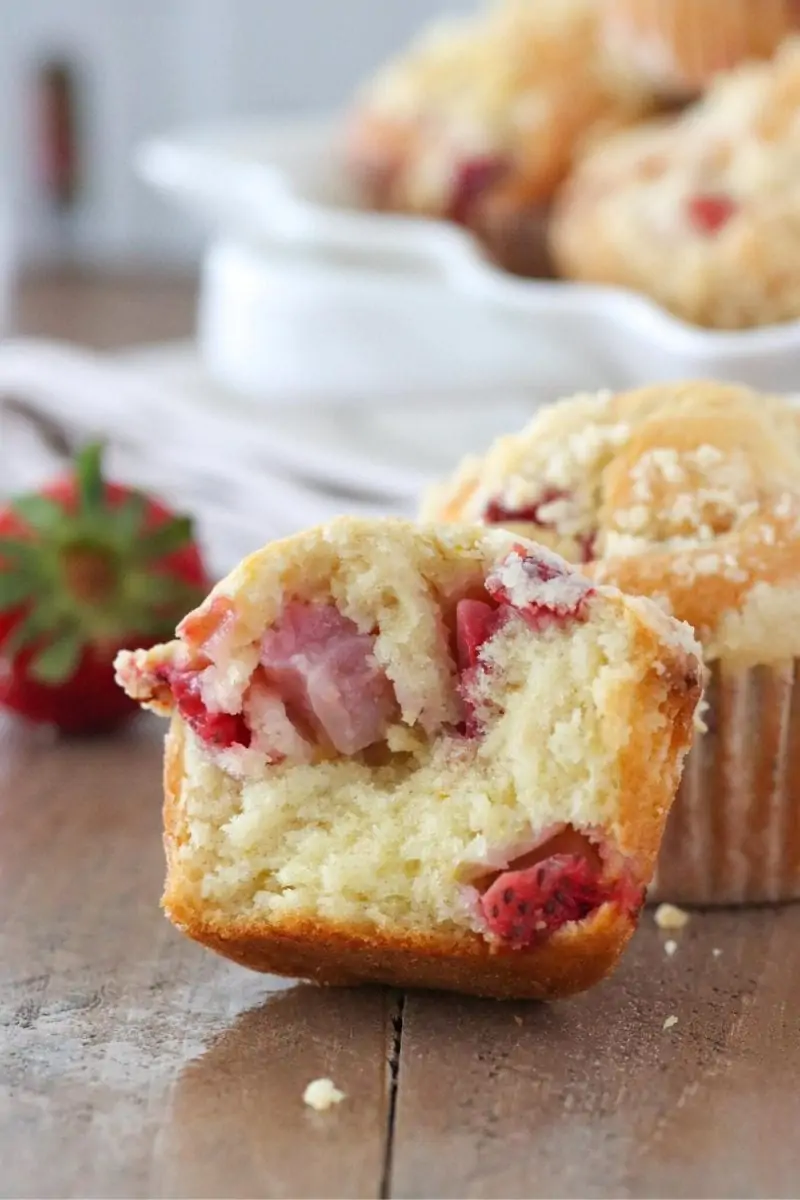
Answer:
[
  {"left": 346, "top": 0, "right": 651, "bottom": 277},
  {"left": 550, "top": 39, "right": 800, "bottom": 329},
  {"left": 601, "top": 0, "right": 800, "bottom": 97},
  {"left": 424, "top": 381, "right": 800, "bottom": 905}
]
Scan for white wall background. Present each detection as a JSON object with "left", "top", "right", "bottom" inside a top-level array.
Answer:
[{"left": 0, "top": 0, "right": 478, "bottom": 265}]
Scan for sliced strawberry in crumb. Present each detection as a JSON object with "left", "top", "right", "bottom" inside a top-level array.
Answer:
[
  {"left": 260, "top": 603, "right": 397, "bottom": 756},
  {"left": 455, "top": 598, "right": 504, "bottom": 739},
  {"left": 163, "top": 666, "right": 251, "bottom": 749},
  {"left": 484, "top": 488, "right": 569, "bottom": 527},
  {"left": 480, "top": 853, "right": 620, "bottom": 947},
  {"left": 687, "top": 193, "right": 737, "bottom": 235},
  {"left": 455, "top": 599, "right": 501, "bottom": 671},
  {"left": 178, "top": 596, "right": 236, "bottom": 649},
  {"left": 578, "top": 529, "right": 598, "bottom": 563},
  {"left": 447, "top": 155, "right": 508, "bottom": 224},
  {"left": 486, "top": 546, "right": 594, "bottom": 630}
]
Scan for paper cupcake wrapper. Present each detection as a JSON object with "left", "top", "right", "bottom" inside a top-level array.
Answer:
[
  {"left": 603, "top": 0, "right": 800, "bottom": 94},
  {"left": 651, "top": 657, "right": 800, "bottom": 905}
]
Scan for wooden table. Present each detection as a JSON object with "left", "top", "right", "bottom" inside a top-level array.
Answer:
[{"left": 3, "top": 271, "right": 800, "bottom": 1199}]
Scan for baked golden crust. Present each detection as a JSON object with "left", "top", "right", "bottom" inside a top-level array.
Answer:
[
  {"left": 550, "top": 40, "right": 800, "bottom": 329},
  {"left": 601, "top": 0, "right": 800, "bottom": 94},
  {"left": 162, "top": 712, "right": 668, "bottom": 1001},
  {"left": 424, "top": 381, "right": 800, "bottom": 665}
]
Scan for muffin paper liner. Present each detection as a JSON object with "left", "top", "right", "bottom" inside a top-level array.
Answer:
[{"left": 651, "top": 657, "right": 800, "bottom": 905}]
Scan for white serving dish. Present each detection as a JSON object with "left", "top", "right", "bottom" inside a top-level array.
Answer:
[{"left": 138, "top": 116, "right": 800, "bottom": 403}]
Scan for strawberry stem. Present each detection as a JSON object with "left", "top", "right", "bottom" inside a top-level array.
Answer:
[{"left": 76, "top": 441, "right": 105, "bottom": 513}]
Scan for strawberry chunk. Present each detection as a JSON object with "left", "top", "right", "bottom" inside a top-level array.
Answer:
[
  {"left": 687, "top": 193, "right": 737, "bottom": 235},
  {"left": 480, "top": 853, "right": 615, "bottom": 947},
  {"left": 455, "top": 598, "right": 505, "bottom": 739},
  {"left": 163, "top": 666, "right": 251, "bottom": 749},
  {"left": 483, "top": 488, "right": 569, "bottom": 527},
  {"left": 260, "top": 603, "right": 397, "bottom": 756},
  {"left": 455, "top": 599, "right": 501, "bottom": 672},
  {"left": 486, "top": 546, "right": 594, "bottom": 630},
  {"left": 447, "top": 155, "right": 508, "bottom": 224},
  {"left": 178, "top": 596, "right": 236, "bottom": 650}
]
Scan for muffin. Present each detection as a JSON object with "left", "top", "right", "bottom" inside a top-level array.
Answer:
[
  {"left": 115, "top": 517, "right": 702, "bottom": 999},
  {"left": 424, "top": 381, "right": 800, "bottom": 905},
  {"left": 601, "top": 0, "right": 800, "bottom": 97},
  {"left": 550, "top": 39, "right": 800, "bottom": 329},
  {"left": 346, "top": 0, "right": 651, "bottom": 277}
]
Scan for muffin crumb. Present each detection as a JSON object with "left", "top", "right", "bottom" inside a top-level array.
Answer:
[
  {"left": 304, "top": 1078, "right": 345, "bottom": 1111},
  {"left": 654, "top": 902, "right": 690, "bottom": 930},
  {"left": 662, "top": 1014, "right": 679, "bottom": 1031},
  {"left": 664, "top": 939, "right": 678, "bottom": 956}
]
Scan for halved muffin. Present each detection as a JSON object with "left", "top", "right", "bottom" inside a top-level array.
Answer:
[{"left": 116, "top": 518, "right": 701, "bottom": 999}]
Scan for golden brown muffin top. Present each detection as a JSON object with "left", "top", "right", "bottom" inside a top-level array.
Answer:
[{"left": 422, "top": 381, "right": 800, "bottom": 663}]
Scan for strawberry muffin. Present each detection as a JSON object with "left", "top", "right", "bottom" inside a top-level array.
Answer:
[
  {"left": 601, "top": 0, "right": 800, "bottom": 97},
  {"left": 550, "top": 39, "right": 800, "bottom": 329},
  {"left": 425, "top": 381, "right": 800, "bottom": 904},
  {"left": 116, "top": 518, "right": 701, "bottom": 999},
  {"left": 346, "top": 0, "right": 651, "bottom": 276}
]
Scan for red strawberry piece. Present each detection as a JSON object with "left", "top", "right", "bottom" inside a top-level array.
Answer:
[
  {"left": 178, "top": 595, "right": 235, "bottom": 650},
  {"left": 479, "top": 853, "right": 614, "bottom": 947},
  {"left": 686, "top": 193, "right": 737, "bottom": 235},
  {"left": 483, "top": 488, "right": 569, "bottom": 528},
  {"left": 260, "top": 602, "right": 398, "bottom": 756},
  {"left": 455, "top": 597, "right": 505, "bottom": 739},
  {"left": 455, "top": 598, "right": 502, "bottom": 672},
  {"left": 577, "top": 529, "right": 598, "bottom": 563},
  {"left": 486, "top": 546, "right": 594, "bottom": 631},
  {"left": 447, "top": 155, "right": 509, "bottom": 224},
  {"left": 0, "top": 442, "right": 209, "bottom": 734},
  {"left": 158, "top": 664, "right": 250, "bottom": 750}
]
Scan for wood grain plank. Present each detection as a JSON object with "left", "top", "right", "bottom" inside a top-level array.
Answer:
[
  {"left": 0, "top": 717, "right": 391, "bottom": 1200},
  {"left": 390, "top": 908, "right": 800, "bottom": 1199},
  {"left": 12, "top": 268, "right": 196, "bottom": 350}
]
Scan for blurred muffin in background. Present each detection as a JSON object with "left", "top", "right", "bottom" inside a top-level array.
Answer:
[
  {"left": 550, "top": 39, "right": 800, "bottom": 329},
  {"left": 601, "top": 0, "right": 800, "bottom": 97},
  {"left": 346, "top": 0, "right": 652, "bottom": 277}
]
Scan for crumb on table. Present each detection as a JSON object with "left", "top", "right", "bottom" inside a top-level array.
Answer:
[
  {"left": 663, "top": 1015, "right": 679, "bottom": 1031},
  {"left": 664, "top": 939, "right": 678, "bottom": 956},
  {"left": 655, "top": 902, "right": 690, "bottom": 930},
  {"left": 303, "top": 1078, "right": 346, "bottom": 1111}
]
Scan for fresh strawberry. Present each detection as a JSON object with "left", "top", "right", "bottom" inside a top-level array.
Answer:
[{"left": 0, "top": 443, "right": 209, "bottom": 733}]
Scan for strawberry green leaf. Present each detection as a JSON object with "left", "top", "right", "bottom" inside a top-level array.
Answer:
[
  {"left": 76, "top": 441, "right": 105, "bottom": 514},
  {"left": 0, "top": 537, "right": 40, "bottom": 565},
  {"left": 0, "top": 571, "right": 37, "bottom": 609},
  {"left": 136, "top": 515, "right": 195, "bottom": 561},
  {"left": 28, "top": 630, "right": 83, "bottom": 684},
  {"left": 112, "top": 492, "right": 148, "bottom": 544},
  {"left": 1, "top": 608, "right": 52, "bottom": 657},
  {"left": 9, "top": 494, "right": 65, "bottom": 534}
]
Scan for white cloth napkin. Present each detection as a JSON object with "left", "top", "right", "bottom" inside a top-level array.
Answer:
[{"left": 0, "top": 339, "right": 408, "bottom": 578}]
